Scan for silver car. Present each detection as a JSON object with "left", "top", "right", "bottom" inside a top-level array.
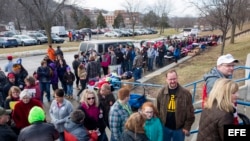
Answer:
[{"left": 12, "top": 35, "right": 37, "bottom": 46}]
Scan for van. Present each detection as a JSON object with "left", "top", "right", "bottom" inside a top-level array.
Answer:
[
  {"left": 78, "top": 39, "right": 135, "bottom": 54},
  {"left": 51, "top": 26, "right": 67, "bottom": 37},
  {"left": 182, "top": 28, "right": 199, "bottom": 37}
]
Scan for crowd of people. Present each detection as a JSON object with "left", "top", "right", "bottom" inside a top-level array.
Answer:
[{"left": 0, "top": 36, "right": 246, "bottom": 141}]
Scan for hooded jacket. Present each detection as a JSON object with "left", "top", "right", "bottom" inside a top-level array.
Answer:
[
  {"left": 64, "top": 117, "right": 90, "bottom": 141},
  {"left": 203, "top": 67, "right": 232, "bottom": 94},
  {"left": 49, "top": 62, "right": 59, "bottom": 84}
]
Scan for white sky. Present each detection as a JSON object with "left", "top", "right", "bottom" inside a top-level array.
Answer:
[{"left": 81, "top": 0, "right": 199, "bottom": 17}]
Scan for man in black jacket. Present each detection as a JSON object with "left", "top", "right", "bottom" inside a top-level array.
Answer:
[{"left": 0, "top": 107, "right": 17, "bottom": 141}]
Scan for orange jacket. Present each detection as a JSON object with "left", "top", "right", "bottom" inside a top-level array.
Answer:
[{"left": 47, "top": 47, "right": 56, "bottom": 61}]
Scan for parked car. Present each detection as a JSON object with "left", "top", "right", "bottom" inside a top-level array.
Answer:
[
  {"left": 0, "top": 31, "right": 16, "bottom": 37},
  {"left": 12, "top": 35, "right": 37, "bottom": 46},
  {"left": 51, "top": 33, "right": 65, "bottom": 43},
  {"left": 28, "top": 33, "right": 48, "bottom": 44},
  {"left": 104, "top": 31, "right": 122, "bottom": 37},
  {"left": 0, "top": 37, "right": 18, "bottom": 48}
]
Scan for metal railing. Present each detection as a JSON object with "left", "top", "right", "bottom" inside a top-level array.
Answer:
[{"left": 112, "top": 65, "right": 250, "bottom": 136}]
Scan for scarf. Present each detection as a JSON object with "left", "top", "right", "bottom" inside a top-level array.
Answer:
[{"left": 233, "top": 103, "right": 239, "bottom": 125}]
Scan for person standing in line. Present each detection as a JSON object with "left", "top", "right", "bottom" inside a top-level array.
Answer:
[
  {"left": 109, "top": 88, "right": 132, "bottom": 141},
  {"left": 63, "top": 67, "right": 75, "bottom": 99},
  {"left": 141, "top": 102, "right": 163, "bottom": 141},
  {"left": 101, "top": 52, "right": 111, "bottom": 76},
  {"left": 203, "top": 54, "right": 239, "bottom": 109},
  {"left": 55, "top": 46, "right": 64, "bottom": 57},
  {"left": 87, "top": 56, "right": 101, "bottom": 81},
  {"left": 157, "top": 69, "right": 195, "bottom": 141},
  {"left": 97, "top": 83, "right": 116, "bottom": 129},
  {"left": 18, "top": 106, "right": 59, "bottom": 141},
  {"left": 78, "top": 89, "right": 107, "bottom": 141},
  {"left": 0, "top": 107, "right": 17, "bottom": 141},
  {"left": 49, "top": 62, "right": 59, "bottom": 95},
  {"left": 203, "top": 54, "right": 239, "bottom": 95},
  {"left": 57, "top": 59, "right": 68, "bottom": 93},
  {"left": 72, "top": 54, "right": 81, "bottom": 90},
  {"left": 64, "top": 109, "right": 91, "bottom": 141},
  {"left": 49, "top": 89, "right": 74, "bottom": 141},
  {"left": 5, "top": 55, "right": 14, "bottom": 73},
  {"left": 120, "top": 112, "right": 149, "bottom": 141},
  {"left": 77, "top": 64, "right": 87, "bottom": 97},
  {"left": 197, "top": 78, "right": 239, "bottom": 141},
  {"left": 37, "top": 60, "right": 51, "bottom": 103},
  {"left": 24, "top": 76, "right": 41, "bottom": 101},
  {"left": 12, "top": 89, "right": 43, "bottom": 135},
  {"left": 147, "top": 45, "right": 156, "bottom": 71},
  {"left": 4, "top": 86, "right": 20, "bottom": 110},
  {"left": 132, "top": 50, "right": 143, "bottom": 82},
  {"left": 47, "top": 45, "right": 56, "bottom": 62}
]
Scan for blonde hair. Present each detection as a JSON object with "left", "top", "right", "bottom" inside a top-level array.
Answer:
[
  {"left": 80, "top": 89, "right": 99, "bottom": 108},
  {"left": 205, "top": 78, "right": 238, "bottom": 112},
  {"left": 125, "top": 112, "right": 146, "bottom": 133},
  {"left": 7, "top": 86, "right": 21, "bottom": 100}
]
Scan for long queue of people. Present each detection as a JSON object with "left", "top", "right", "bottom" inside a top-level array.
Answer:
[{"left": 0, "top": 41, "right": 247, "bottom": 141}]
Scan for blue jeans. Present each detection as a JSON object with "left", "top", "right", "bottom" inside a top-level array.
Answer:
[
  {"left": 110, "top": 134, "right": 118, "bottom": 141},
  {"left": 66, "top": 85, "right": 73, "bottom": 96},
  {"left": 39, "top": 82, "right": 50, "bottom": 102},
  {"left": 147, "top": 58, "right": 154, "bottom": 71},
  {"left": 163, "top": 127, "right": 185, "bottom": 141},
  {"left": 133, "top": 68, "right": 142, "bottom": 81},
  {"left": 99, "top": 132, "right": 108, "bottom": 141}
]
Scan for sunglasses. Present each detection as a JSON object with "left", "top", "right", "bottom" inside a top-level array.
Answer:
[{"left": 87, "top": 97, "right": 95, "bottom": 100}]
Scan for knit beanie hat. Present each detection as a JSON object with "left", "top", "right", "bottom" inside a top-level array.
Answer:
[{"left": 28, "top": 106, "right": 45, "bottom": 124}]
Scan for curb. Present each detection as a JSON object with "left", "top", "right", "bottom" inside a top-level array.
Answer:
[{"left": 0, "top": 47, "right": 78, "bottom": 60}]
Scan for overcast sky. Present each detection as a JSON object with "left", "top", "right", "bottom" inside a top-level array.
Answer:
[{"left": 81, "top": 0, "right": 199, "bottom": 17}]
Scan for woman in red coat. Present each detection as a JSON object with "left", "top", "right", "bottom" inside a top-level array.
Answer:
[{"left": 12, "top": 89, "right": 43, "bottom": 135}]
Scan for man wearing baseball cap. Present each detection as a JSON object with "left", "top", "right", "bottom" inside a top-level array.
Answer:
[
  {"left": 204, "top": 54, "right": 239, "bottom": 95},
  {"left": 0, "top": 107, "right": 17, "bottom": 141}
]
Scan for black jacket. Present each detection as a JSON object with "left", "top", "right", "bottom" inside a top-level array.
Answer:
[
  {"left": 0, "top": 124, "right": 17, "bottom": 141},
  {"left": 18, "top": 122, "right": 59, "bottom": 141}
]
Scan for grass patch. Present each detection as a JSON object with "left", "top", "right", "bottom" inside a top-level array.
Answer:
[{"left": 146, "top": 33, "right": 250, "bottom": 99}]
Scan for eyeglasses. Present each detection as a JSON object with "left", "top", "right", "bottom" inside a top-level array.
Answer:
[{"left": 87, "top": 97, "right": 95, "bottom": 100}]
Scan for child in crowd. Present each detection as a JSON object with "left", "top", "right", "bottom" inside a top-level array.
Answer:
[{"left": 63, "top": 67, "right": 75, "bottom": 99}]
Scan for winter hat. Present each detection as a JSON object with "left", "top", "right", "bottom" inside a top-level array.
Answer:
[
  {"left": 28, "top": 106, "right": 45, "bottom": 124},
  {"left": 20, "top": 89, "right": 32, "bottom": 100},
  {"left": 7, "top": 73, "right": 15, "bottom": 79},
  {"left": 7, "top": 55, "right": 13, "bottom": 60}
]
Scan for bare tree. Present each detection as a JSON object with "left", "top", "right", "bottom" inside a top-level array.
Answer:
[
  {"left": 229, "top": 0, "right": 249, "bottom": 43},
  {"left": 123, "top": 0, "right": 141, "bottom": 37},
  {"left": 16, "top": 0, "right": 78, "bottom": 43},
  {"left": 191, "top": 0, "right": 235, "bottom": 55},
  {"left": 154, "top": 0, "right": 173, "bottom": 34}
]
